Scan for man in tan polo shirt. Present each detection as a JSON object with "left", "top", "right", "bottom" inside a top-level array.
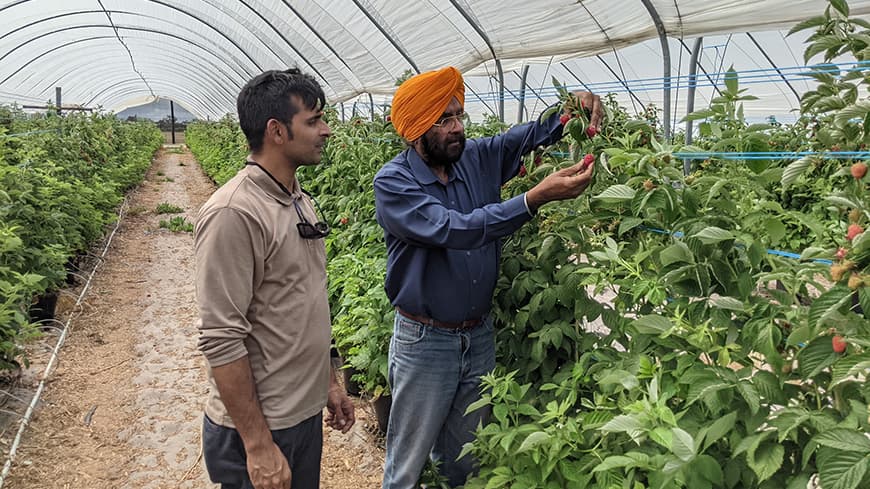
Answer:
[{"left": 194, "top": 68, "right": 355, "bottom": 489}]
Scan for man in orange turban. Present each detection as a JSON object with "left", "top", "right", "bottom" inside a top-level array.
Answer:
[{"left": 375, "top": 66, "right": 602, "bottom": 489}]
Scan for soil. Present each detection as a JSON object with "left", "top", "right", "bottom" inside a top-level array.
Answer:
[{"left": 0, "top": 145, "right": 383, "bottom": 489}]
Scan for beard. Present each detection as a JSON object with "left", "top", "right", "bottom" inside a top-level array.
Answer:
[{"left": 421, "top": 132, "right": 466, "bottom": 172}]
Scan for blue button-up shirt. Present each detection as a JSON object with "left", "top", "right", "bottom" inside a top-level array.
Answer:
[{"left": 373, "top": 110, "right": 565, "bottom": 323}]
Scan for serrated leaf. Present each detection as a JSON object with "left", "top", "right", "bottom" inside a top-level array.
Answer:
[
  {"left": 672, "top": 427, "right": 696, "bottom": 462},
  {"left": 700, "top": 411, "right": 737, "bottom": 451},
  {"left": 809, "top": 285, "right": 853, "bottom": 330},
  {"left": 592, "top": 184, "right": 636, "bottom": 203},
  {"left": 788, "top": 16, "right": 828, "bottom": 36},
  {"left": 749, "top": 441, "right": 784, "bottom": 483},
  {"left": 660, "top": 241, "right": 694, "bottom": 267},
  {"left": 633, "top": 315, "right": 672, "bottom": 334},
  {"left": 818, "top": 449, "right": 870, "bottom": 489},
  {"left": 831, "top": 352, "right": 870, "bottom": 388},
  {"left": 835, "top": 100, "right": 870, "bottom": 126},
  {"left": 782, "top": 156, "right": 814, "bottom": 187},
  {"left": 798, "top": 336, "right": 840, "bottom": 378},
  {"left": 600, "top": 415, "right": 643, "bottom": 434},
  {"left": 813, "top": 428, "right": 870, "bottom": 453},
  {"left": 737, "top": 381, "right": 761, "bottom": 414},
  {"left": 830, "top": 0, "right": 850, "bottom": 17},
  {"left": 691, "top": 226, "right": 735, "bottom": 244},
  {"left": 517, "top": 431, "right": 551, "bottom": 453},
  {"left": 710, "top": 296, "right": 745, "bottom": 311},
  {"left": 618, "top": 217, "right": 644, "bottom": 236}
]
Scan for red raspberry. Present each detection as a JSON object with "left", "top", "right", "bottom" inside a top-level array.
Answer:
[
  {"left": 560, "top": 114, "right": 571, "bottom": 125},
  {"left": 586, "top": 126, "right": 598, "bottom": 138},
  {"left": 832, "top": 335, "right": 847, "bottom": 353},
  {"left": 851, "top": 162, "right": 867, "bottom": 179},
  {"left": 847, "top": 224, "right": 864, "bottom": 241}
]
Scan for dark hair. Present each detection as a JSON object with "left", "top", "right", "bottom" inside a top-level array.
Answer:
[{"left": 236, "top": 68, "right": 326, "bottom": 152}]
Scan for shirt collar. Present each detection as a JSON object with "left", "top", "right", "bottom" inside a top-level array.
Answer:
[
  {"left": 407, "top": 148, "right": 463, "bottom": 185},
  {"left": 244, "top": 162, "right": 301, "bottom": 206}
]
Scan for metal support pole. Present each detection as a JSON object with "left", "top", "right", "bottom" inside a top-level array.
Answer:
[
  {"left": 55, "top": 87, "right": 62, "bottom": 116},
  {"left": 448, "top": 0, "right": 504, "bottom": 122},
  {"left": 170, "top": 100, "right": 176, "bottom": 144},
  {"left": 368, "top": 93, "right": 375, "bottom": 121},
  {"left": 640, "top": 0, "right": 671, "bottom": 140},
  {"left": 517, "top": 65, "right": 529, "bottom": 124},
  {"left": 685, "top": 37, "right": 703, "bottom": 176},
  {"left": 340, "top": 103, "right": 345, "bottom": 122}
]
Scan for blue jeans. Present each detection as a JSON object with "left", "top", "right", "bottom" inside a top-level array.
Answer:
[
  {"left": 202, "top": 413, "right": 323, "bottom": 489},
  {"left": 382, "top": 311, "right": 495, "bottom": 489}
]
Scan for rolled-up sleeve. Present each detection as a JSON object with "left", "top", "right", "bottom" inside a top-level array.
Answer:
[
  {"left": 374, "top": 170, "right": 532, "bottom": 250},
  {"left": 194, "top": 207, "right": 263, "bottom": 367}
]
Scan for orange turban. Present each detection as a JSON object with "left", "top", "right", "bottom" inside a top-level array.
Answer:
[{"left": 391, "top": 66, "right": 465, "bottom": 141}]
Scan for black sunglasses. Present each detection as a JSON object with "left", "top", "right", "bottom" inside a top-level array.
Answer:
[{"left": 294, "top": 195, "right": 330, "bottom": 239}]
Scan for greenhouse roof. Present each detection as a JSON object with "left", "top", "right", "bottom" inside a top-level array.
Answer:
[{"left": 1, "top": 0, "right": 869, "bottom": 120}]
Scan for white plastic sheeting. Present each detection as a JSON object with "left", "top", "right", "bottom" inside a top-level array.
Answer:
[{"left": 1, "top": 0, "right": 869, "bottom": 120}]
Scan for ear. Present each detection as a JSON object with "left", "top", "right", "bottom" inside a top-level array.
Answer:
[{"left": 267, "top": 119, "right": 284, "bottom": 145}]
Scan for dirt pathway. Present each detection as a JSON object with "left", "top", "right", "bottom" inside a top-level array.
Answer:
[{"left": 1, "top": 146, "right": 383, "bottom": 488}]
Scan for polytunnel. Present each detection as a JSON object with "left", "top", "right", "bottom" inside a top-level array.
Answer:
[{"left": 3, "top": 0, "right": 870, "bottom": 124}]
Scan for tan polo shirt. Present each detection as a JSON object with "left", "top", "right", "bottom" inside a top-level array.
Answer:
[{"left": 194, "top": 163, "right": 331, "bottom": 430}]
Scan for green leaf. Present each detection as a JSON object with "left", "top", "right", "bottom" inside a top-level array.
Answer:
[
  {"left": 650, "top": 426, "right": 673, "bottom": 449},
  {"left": 787, "top": 16, "right": 827, "bottom": 36},
  {"left": 724, "top": 66, "right": 739, "bottom": 93},
  {"left": 592, "top": 184, "right": 636, "bottom": 204},
  {"left": 831, "top": 352, "right": 870, "bottom": 388},
  {"left": 700, "top": 411, "right": 737, "bottom": 451},
  {"left": 517, "top": 431, "right": 551, "bottom": 453},
  {"left": 660, "top": 241, "right": 694, "bottom": 267},
  {"left": 710, "top": 296, "right": 745, "bottom": 312},
  {"left": 809, "top": 285, "right": 853, "bottom": 330},
  {"left": 737, "top": 381, "right": 761, "bottom": 414},
  {"left": 693, "top": 454, "right": 724, "bottom": 484},
  {"left": 748, "top": 442, "right": 784, "bottom": 483},
  {"left": 601, "top": 414, "right": 643, "bottom": 434},
  {"left": 633, "top": 315, "right": 672, "bottom": 335},
  {"left": 781, "top": 156, "right": 814, "bottom": 187},
  {"left": 592, "top": 455, "right": 637, "bottom": 473},
  {"left": 798, "top": 336, "right": 840, "bottom": 378},
  {"left": 830, "top": 0, "right": 850, "bottom": 17},
  {"left": 671, "top": 428, "right": 696, "bottom": 462},
  {"left": 817, "top": 449, "right": 870, "bottom": 489},
  {"left": 813, "top": 428, "right": 870, "bottom": 453},
  {"left": 618, "top": 217, "right": 644, "bottom": 236},
  {"left": 691, "top": 226, "right": 735, "bottom": 244},
  {"left": 835, "top": 100, "right": 870, "bottom": 127}
]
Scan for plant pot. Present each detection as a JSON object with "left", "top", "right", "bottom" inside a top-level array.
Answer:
[
  {"left": 371, "top": 394, "right": 391, "bottom": 435},
  {"left": 342, "top": 366, "right": 363, "bottom": 397},
  {"left": 29, "top": 291, "right": 59, "bottom": 326}
]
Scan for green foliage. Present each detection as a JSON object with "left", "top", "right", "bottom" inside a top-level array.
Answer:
[
  {"left": 155, "top": 203, "right": 183, "bottom": 214},
  {"left": 159, "top": 216, "right": 194, "bottom": 233},
  {"left": 0, "top": 108, "right": 161, "bottom": 370}
]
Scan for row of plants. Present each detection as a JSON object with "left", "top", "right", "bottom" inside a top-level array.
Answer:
[
  {"left": 0, "top": 107, "right": 162, "bottom": 370},
  {"left": 186, "top": 2, "right": 867, "bottom": 485},
  {"left": 461, "top": 2, "right": 868, "bottom": 488}
]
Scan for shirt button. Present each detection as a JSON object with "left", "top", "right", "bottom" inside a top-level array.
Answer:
[
  {"left": 471, "top": 306, "right": 476, "bottom": 310},
  {"left": 472, "top": 280, "right": 477, "bottom": 284},
  {"left": 466, "top": 251, "right": 471, "bottom": 256},
  {"left": 451, "top": 201, "right": 456, "bottom": 205}
]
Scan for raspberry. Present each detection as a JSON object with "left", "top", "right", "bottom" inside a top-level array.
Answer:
[
  {"left": 832, "top": 335, "right": 847, "bottom": 353},
  {"left": 851, "top": 162, "right": 867, "bottom": 179},
  {"left": 560, "top": 114, "right": 571, "bottom": 125},
  {"left": 847, "top": 224, "right": 864, "bottom": 241},
  {"left": 586, "top": 126, "right": 598, "bottom": 138}
]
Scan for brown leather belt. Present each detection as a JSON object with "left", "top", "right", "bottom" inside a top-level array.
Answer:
[{"left": 396, "top": 307, "right": 482, "bottom": 330}]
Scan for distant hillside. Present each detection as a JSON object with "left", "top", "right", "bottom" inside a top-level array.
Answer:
[{"left": 116, "top": 98, "right": 196, "bottom": 122}]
